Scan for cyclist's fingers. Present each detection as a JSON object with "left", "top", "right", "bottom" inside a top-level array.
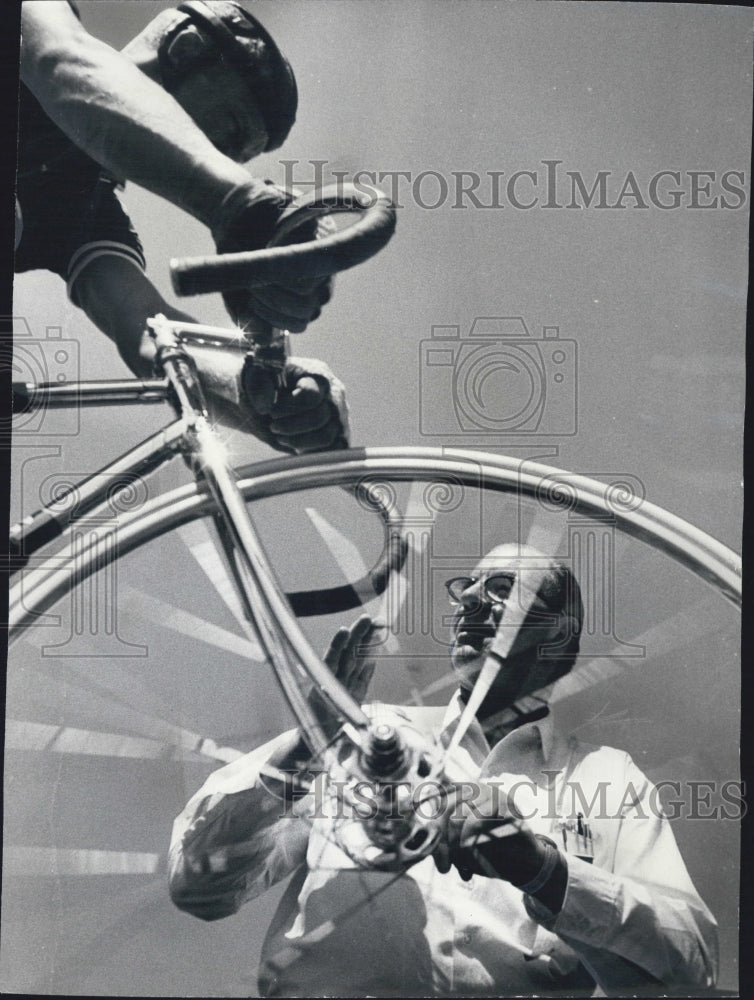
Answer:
[
  {"left": 269, "top": 400, "right": 332, "bottom": 436},
  {"left": 254, "top": 278, "right": 331, "bottom": 313},
  {"left": 242, "top": 364, "right": 278, "bottom": 416},
  {"left": 271, "top": 376, "right": 328, "bottom": 417},
  {"left": 249, "top": 280, "right": 331, "bottom": 333},
  {"left": 247, "top": 300, "right": 316, "bottom": 334},
  {"left": 339, "top": 614, "right": 372, "bottom": 671},
  {"left": 275, "top": 421, "right": 340, "bottom": 454}
]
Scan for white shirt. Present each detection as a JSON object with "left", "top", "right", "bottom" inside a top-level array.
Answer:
[{"left": 169, "top": 701, "right": 717, "bottom": 996}]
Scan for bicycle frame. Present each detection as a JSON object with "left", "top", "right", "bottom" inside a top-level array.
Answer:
[
  {"left": 11, "top": 316, "right": 376, "bottom": 760},
  {"left": 7, "top": 173, "right": 742, "bottom": 872},
  {"left": 8, "top": 318, "right": 743, "bottom": 870}
]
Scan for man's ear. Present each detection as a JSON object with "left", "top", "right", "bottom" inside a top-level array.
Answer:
[{"left": 557, "top": 613, "right": 581, "bottom": 647}]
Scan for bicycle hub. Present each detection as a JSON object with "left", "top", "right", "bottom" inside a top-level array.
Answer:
[
  {"left": 362, "top": 724, "right": 406, "bottom": 778},
  {"left": 323, "top": 710, "right": 451, "bottom": 872}
]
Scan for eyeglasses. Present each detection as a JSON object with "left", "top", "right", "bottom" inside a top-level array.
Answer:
[
  {"left": 444, "top": 573, "right": 515, "bottom": 608},
  {"left": 445, "top": 573, "right": 562, "bottom": 615}
]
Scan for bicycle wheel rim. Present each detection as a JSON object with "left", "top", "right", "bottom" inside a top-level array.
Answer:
[{"left": 9, "top": 446, "right": 741, "bottom": 645}]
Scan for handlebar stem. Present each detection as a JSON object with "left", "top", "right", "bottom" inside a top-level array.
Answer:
[{"left": 148, "top": 314, "right": 210, "bottom": 424}]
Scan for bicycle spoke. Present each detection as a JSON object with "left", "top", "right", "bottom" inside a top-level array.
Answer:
[
  {"left": 306, "top": 507, "right": 372, "bottom": 585},
  {"left": 305, "top": 507, "right": 399, "bottom": 655},
  {"left": 177, "top": 520, "right": 257, "bottom": 634},
  {"left": 3, "top": 847, "right": 163, "bottom": 877},
  {"left": 120, "top": 584, "right": 265, "bottom": 661},
  {"left": 4, "top": 719, "right": 232, "bottom": 763},
  {"left": 10, "top": 652, "right": 244, "bottom": 763}
]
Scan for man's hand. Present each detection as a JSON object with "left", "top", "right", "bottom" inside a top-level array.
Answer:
[
  {"left": 433, "top": 783, "right": 566, "bottom": 911},
  {"left": 324, "top": 614, "right": 381, "bottom": 705},
  {"left": 241, "top": 355, "right": 350, "bottom": 454},
  {"left": 309, "top": 615, "right": 383, "bottom": 740},
  {"left": 211, "top": 181, "right": 333, "bottom": 334}
]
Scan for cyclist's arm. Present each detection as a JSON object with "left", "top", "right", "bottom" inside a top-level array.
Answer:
[
  {"left": 20, "top": 0, "right": 256, "bottom": 227},
  {"left": 74, "top": 256, "right": 265, "bottom": 428},
  {"left": 73, "top": 255, "right": 184, "bottom": 376},
  {"left": 74, "top": 257, "right": 350, "bottom": 452}
]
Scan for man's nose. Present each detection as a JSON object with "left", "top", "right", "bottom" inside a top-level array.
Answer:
[{"left": 459, "top": 580, "right": 487, "bottom": 611}]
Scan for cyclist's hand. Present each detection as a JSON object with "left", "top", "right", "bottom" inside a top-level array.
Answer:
[
  {"left": 241, "top": 355, "right": 350, "bottom": 454},
  {"left": 211, "top": 180, "right": 333, "bottom": 335}
]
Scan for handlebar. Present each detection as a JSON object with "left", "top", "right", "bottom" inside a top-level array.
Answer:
[{"left": 169, "top": 183, "right": 396, "bottom": 297}]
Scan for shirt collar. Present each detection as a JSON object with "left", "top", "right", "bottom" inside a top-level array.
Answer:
[{"left": 442, "top": 691, "right": 558, "bottom": 764}]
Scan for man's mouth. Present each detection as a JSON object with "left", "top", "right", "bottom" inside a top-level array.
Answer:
[{"left": 453, "top": 622, "right": 496, "bottom": 653}]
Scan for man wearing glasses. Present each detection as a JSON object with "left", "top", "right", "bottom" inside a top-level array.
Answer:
[{"left": 168, "top": 543, "right": 717, "bottom": 996}]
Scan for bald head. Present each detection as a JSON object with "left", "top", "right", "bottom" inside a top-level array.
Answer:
[{"left": 474, "top": 543, "right": 583, "bottom": 627}]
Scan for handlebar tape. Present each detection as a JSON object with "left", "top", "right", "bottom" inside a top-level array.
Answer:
[
  {"left": 287, "top": 530, "right": 408, "bottom": 617},
  {"left": 170, "top": 184, "right": 396, "bottom": 296}
]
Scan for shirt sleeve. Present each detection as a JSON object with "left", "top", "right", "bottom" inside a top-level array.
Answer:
[
  {"left": 65, "top": 176, "right": 146, "bottom": 303},
  {"left": 168, "top": 729, "right": 311, "bottom": 921},
  {"left": 14, "top": 167, "right": 146, "bottom": 300},
  {"left": 525, "top": 753, "right": 719, "bottom": 989}
]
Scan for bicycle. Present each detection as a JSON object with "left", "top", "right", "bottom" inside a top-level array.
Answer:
[{"left": 6, "top": 183, "right": 742, "bottom": 992}]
